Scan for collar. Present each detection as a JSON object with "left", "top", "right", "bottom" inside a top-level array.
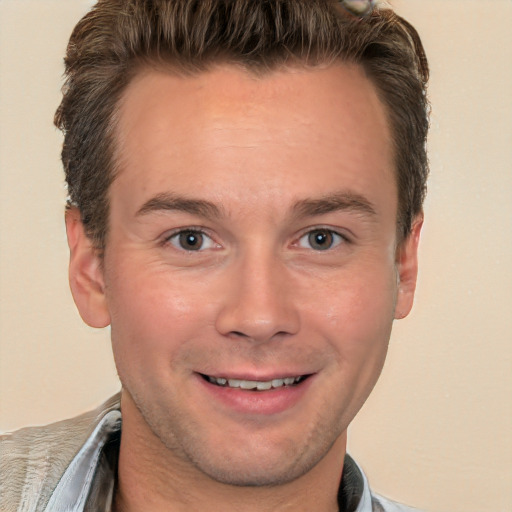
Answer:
[{"left": 44, "top": 407, "right": 374, "bottom": 512}]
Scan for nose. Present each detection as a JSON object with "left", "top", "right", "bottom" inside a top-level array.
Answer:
[{"left": 215, "top": 251, "right": 300, "bottom": 343}]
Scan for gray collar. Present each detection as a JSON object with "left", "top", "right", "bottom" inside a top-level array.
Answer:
[{"left": 44, "top": 408, "right": 375, "bottom": 512}]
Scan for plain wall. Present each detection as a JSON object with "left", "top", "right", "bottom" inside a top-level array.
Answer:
[{"left": 0, "top": 1, "right": 510, "bottom": 511}]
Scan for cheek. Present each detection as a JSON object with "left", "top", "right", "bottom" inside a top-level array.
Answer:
[
  {"left": 302, "top": 264, "right": 398, "bottom": 356},
  {"left": 105, "top": 263, "right": 215, "bottom": 369}
]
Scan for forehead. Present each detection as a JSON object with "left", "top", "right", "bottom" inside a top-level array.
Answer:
[{"left": 112, "top": 63, "right": 395, "bottom": 218}]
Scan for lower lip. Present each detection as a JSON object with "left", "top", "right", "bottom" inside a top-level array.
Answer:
[{"left": 196, "top": 374, "right": 314, "bottom": 416}]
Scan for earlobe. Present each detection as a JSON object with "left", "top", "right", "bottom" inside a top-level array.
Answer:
[
  {"left": 394, "top": 215, "right": 423, "bottom": 320},
  {"left": 65, "top": 207, "right": 111, "bottom": 328}
]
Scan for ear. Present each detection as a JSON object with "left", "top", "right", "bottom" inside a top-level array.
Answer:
[
  {"left": 394, "top": 215, "right": 423, "bottom": 320},
  {"left": 65, "top": 207, "right": 111, "bottom": 328}
]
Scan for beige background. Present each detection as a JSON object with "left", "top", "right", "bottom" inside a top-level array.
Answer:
[{"left": 0, "top": 1, "right": 511, "bottom": 511}]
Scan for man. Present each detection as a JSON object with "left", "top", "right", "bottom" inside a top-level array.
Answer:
[{"left": 0, "top": 0, "right": 429, "bottom": 510}]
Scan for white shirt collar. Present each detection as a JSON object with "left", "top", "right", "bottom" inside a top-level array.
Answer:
[{"left": 45, "top": 408, "right": 378, "bottom": 512}]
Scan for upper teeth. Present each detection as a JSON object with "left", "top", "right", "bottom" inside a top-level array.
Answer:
[{"left": 207, "top": 376, "right": 303, "bottom": 390}]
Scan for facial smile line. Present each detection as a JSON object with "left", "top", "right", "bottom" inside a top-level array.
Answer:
[{"left": 202, "top": 374, "right": 308, "bottom": 391}]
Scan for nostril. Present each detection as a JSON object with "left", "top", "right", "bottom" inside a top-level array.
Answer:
[
  {"left": 215, "top": 287, "right": 300, "bottom": 342},
  {"left": 227, "top": 330, "right": 292, "bottom": 342}
]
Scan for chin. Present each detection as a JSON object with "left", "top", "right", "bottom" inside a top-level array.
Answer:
[
  {"left": 165, "top": 422, "right": 343, "bottom": 488},
  {"left": 185, "top": 450, "right": 319, "bottom": 488}
]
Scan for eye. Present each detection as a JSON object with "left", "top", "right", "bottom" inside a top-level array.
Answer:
[
  {"left": 167, "top": 230, "right": 217, "bottom": 251},
  {"left": 298, "top": 229, "right": 345, "bottom": 251}
]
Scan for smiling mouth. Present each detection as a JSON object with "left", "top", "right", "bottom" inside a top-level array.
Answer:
[{"left": 201, "top": 374, "right": 309, "bottom": 391}]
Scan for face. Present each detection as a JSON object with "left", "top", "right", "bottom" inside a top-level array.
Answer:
[{"left": 67, "top": 63, "right": 421, "bottom": 487}]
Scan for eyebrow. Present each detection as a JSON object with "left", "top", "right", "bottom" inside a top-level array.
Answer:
[
  {"left": 135, "top": 191, "right": 377, "bottom": 221},
  {"left": 293, "top": 192, "right": 377, "bottom": 219},
  {"left": 136, "top": 193, "right": 223, "bottom": 219}
]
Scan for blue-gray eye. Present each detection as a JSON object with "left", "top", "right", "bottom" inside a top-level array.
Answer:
[
  {"left": 168, "top": 230, "right": 215, "bottom": 251},
  {"left": 298, "top": 229, "right": 344, "bottom": 251}
]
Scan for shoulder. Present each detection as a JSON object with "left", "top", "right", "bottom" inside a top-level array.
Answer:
[
  {"left": 371, "top": 493, "right": 425, "bottom": 512},
  {"left": 0, "top": 393, "right": 121, "bottom": 512}
]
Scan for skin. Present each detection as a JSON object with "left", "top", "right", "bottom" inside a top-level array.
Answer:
[{"left": 66, "top": 63, "right": 422, "bottom": 512}]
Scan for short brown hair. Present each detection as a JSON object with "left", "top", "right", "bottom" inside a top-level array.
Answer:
[{"left": 55, "top": 0, "right": 429, "bottom": 250}]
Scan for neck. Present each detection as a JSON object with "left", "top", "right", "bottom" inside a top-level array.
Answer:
[{"left": 113, "top": 392, "right": 346, "bottom": 512}]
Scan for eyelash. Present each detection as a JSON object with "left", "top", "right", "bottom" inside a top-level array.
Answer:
[
  {"left": 296, "top": 228, "right": 350, "bottom": 251},
  {"left": 163, "top": 227, "right": 218, "bottom": 252},
  {"left": 162, "top": 226, "right": 350, "bottom": 252}
]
